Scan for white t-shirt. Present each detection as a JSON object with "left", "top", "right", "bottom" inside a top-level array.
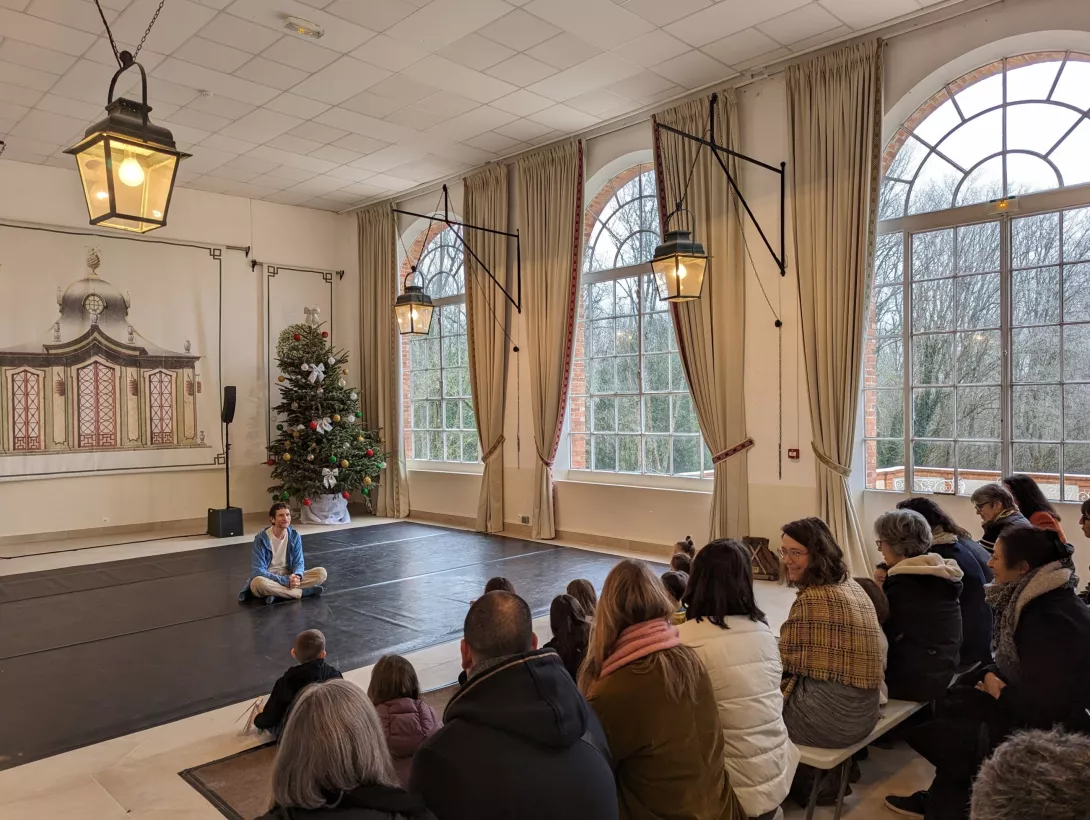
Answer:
[{"left": 267, "top": 527, "right": 289, "bottom": 576}]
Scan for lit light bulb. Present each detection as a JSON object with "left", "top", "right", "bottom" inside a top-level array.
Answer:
[
  {"left": 411, "top": 308, "right": 419, "bottom": 319},
  {"left": 118, "top": 157, "right": 145, "bottom": 187},
  {"left": 676, "top": 262, "right": 687, "bottom": 280},
  {"left": 95, "top": 190, "right": 109, "bottom": 201}
]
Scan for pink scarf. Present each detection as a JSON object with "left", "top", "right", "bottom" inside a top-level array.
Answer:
[{"left": 600, "top": 618, "right": 681, "bottom": 678}]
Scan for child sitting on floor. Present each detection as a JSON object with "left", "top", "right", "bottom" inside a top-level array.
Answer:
[
  {"left": 254, "top": 629, "right": 342, "bottom": 736},
  {"left": 369, "top": 654, "right": 441, "bottom": 787},
  {"left": 661, "top": 570, "right": 689, "bottom": 625}
]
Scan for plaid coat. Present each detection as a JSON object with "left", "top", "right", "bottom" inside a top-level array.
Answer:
[{"left": 780, "top": 579, "right": 884, "bottom": 698}]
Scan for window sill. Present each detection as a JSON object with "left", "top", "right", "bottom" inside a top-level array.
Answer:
[
  {"left": 559, "top": 470, "right": 713, "bottom": 494},
  {"left": 408, "top": 460, "right": 483, "bottom": 476}
]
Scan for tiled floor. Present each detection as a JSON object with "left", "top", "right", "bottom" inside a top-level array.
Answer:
[{"left": 0, "top": 520, "right": 933, "bottom": 819}]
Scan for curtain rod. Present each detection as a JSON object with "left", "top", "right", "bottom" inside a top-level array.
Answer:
[{"left": 339, "top": 0, "right": 1002, "bottom": 216}]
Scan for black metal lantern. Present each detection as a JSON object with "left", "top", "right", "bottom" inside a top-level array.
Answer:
[
  {"left": 394, "top": 268, "right": 435, "bottom": 336},
  {"left": 651, "top": 210, "right": 708, "bottom": 302},
  {"left": 65, "top": 54, "right": 189, "bottom": 234}
]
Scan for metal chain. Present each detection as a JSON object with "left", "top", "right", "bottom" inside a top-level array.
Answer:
[
  {"left": 133, "top": 0, "right": 167, "bottom": 60},
  {"left": 92, "top": 0, "right": 166, "bottom": 66}
]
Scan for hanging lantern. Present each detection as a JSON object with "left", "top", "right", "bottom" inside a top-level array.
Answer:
[
  {"left": 393, "top": 266, "right": 434, "bottom": 336},
  {"left": 651, "top": 222, "right": 708, "bottom": 303},
  {"left": 65, "top": 54, "right": 189, "bottom": 234}
]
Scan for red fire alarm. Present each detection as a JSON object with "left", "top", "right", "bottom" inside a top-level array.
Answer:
[{"left": 787, "top": 448, "right": 800, "bottom": 460}]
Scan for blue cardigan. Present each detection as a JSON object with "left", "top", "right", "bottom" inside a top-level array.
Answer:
[{"left": 238, "top": 526, "right": 306, "bottom": 601}]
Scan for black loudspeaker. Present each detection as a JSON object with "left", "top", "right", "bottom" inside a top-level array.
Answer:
[
  {"left": 208, "top": 507, "right": 243, "bottom": 537},
  {"left": 221, "top": 385, "right": 237, "bottom": 424}
]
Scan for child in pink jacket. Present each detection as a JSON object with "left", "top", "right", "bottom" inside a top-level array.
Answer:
[{"left": 368, "top": 654, "right": 441, "bottom": 787}]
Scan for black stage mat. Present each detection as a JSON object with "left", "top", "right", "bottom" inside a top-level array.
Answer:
[{"left": 0, "top": 522, "right": 651, "bottom": 770}]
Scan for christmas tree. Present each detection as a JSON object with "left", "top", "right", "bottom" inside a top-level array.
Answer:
[{"left": 266, "top": 318, "right": 386, "bottom": 514}]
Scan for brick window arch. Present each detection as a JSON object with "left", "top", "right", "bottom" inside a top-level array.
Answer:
[
  {"left": 11, "top": 369, "right": 42, "bottom": 451},
  {"left": 865, "top": 51, "right": 1090, "bottom": 499}
]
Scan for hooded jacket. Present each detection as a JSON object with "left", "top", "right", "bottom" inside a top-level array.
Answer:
[
  {"left": 884, "top": 553, "right": 964, "bottom": 702},
  {"left": 410, "top": 650, "right": 616, "bottom": 820},
  {"left": 929, "top": 535, "right": 993, "bottom": 665},
  {"left": 376, "top": 698, "right": 441, "bottom": 788}
]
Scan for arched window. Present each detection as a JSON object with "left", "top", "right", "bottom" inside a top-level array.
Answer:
[
  {"left": 570, "top": 162, "right": 711, "bottom": 477},
  {"left": 401, "top": 224, "right": 478, "bottom": 464},
  {"left": 148, "top": 370, "right": 175, "bottom": 446},
  {"left": 77, "top": 361, "right": 117, "bottom": 448},
  {"left": 11, "top": 369, "right": 42, "bottom": 451},
  {"left": 865, "top": 52, "right": 1090, "bottom": 500}
]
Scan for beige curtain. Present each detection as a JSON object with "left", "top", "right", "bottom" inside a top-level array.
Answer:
[
  {"left": 358, "top": 203, "right": 410, "bottom": 519},
  {"left": 517, "top": 141, "right": 583, "bottom": 539},
  {"left": 787, "top": 40, "right": 884, "bottom": 574},
  {"left": 464, "top": 165, "right": 509, "bottom": 532},
  {"left": 653, "top": 91, "right": 749, "bottom": 540}
]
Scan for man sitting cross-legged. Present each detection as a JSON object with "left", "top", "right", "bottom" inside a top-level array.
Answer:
[
  {"left": 238, "top": 502, "right": 327, "bottom": 604},
  {"left": 411, "top": 591, "right": 617, "bottom": 820}
]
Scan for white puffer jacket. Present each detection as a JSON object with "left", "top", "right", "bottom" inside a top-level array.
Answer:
[{"left": 679, "top": 615, "right": 799, "bottom": 817}]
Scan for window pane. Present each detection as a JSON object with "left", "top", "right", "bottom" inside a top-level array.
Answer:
[
  {"left": 1012, "top": 443, "right": 1061, "bottom": 487},
  {"left": 1012, "top": 326, "right": 1060, "bottom": 382},
  {"left": 956, "top": 330, "right": 1001, "bottom": 384},
  {"left": 591, "top": 397, "right": 616, "bottom": 432},
  {"left": 1063, "top": 324, "right": 1090, "bottom": 382},
  {"left": 956, "top": 386, "right": 1001, "bottom": 439},
  {"left": 615, "top": 316, "right": 638, "bottom": 355},
  {"left": 463, "top": 436, "right": 479, "bottom": 462},
  {"left": 616, "top": 356, "right": 639, "bottom": 393},
  {"left": 645, "top": 395, "right": 670, "bottom": 433},
  {"left": 592, "top": 436, "right": 617, "bottom": 471},
  {"left": 956, "top": 156, "right": 1004, "bottom": 207},
  {"left": 875, "top": 234, "right": 903, "bottom": 284},
  {"left": 589, "top": 319, "right": 615, "bottom": 356},
  {"left": 1064, "top": 384, "right": 1090, "bottom": 441},
  {"left": 908, "top": 154, "right": 960, "bottom": 215},
  {"left": 618, "top": 396, "right": 640, "bottom": 433},
  {"left": 672, "top": 395, "right": 699, "bottom": 434},
  {"left": 913, "top": 280, "right": 954, "bottom": 331},
  {"left": 913, "top": 441, "right": 955, "bottom": 493},
  {"left": 644, "top": 436, "right": 671, "bottom": 474},
  {"left": 957, "top": 442, "right": 1001, "bottom": 495},
  {"left": 644, "top": 353, "right": 670, "bottom": 392},
  {"left": 1012, "top": 213, "right": 1061, "bottom": 268},
  {"left": 642, "top": 311, "right": 672, "bottom": 353},
  {"left": 1012, "top": 385, "right": 1061, "bottom": 439},
  {"left": 953, "top": 71, "right": 1002, "bottom": 119},
  {"left": 870, "top": 390, "right": 904, "bottom": 438},
  {"left": 588, "top": 358, "right": 615, "bottom": 394},
  {"left": 868, "top": 439, "right": 905, "bottom": 489},
  {"left": 956, "top": 273, "right": 1000, "bottom": 329},
  {"left": 956, "top": 222, "right": 1000, "bottom": 273},
  {"left": 913, "top": 387, "right": 954, "bottom": 438},
  {"left": 1012, "top": 268, "right": 1060, "bottom": 326},
  {"left": 445, "top": 432, "right": 462, "bottom": 461},
  {"left": 880, "top": 179, "right": 909, "bottom": 219},
  {"left": 1006, "top": 153, "right": 1060, "bottom": 197},
  {"left": 1064, "top": 443, "right": 1090, "bottom": 498},
  {"left": 939, "top": 109, "right": 1002, "bottom": 171},
  {"left": 913, "top": 334, "right": 953, "bottom": 384},
  {"left": 673, "top": 437, "right": 701, "bottom": 476},
  {"left": 874, "top": 338, "right": 903, "bottom": 387},
  {"left": 1052, "top": 120, "right": 1090, "bottom": 188},
  {"left": 874, "top": 285, "right": 903, "bottom": 335},
  {"left": 669, "top": 353, "right": 688, "bottom": 392},
  {"left": 1062, "top": 263, "right": 1090, "bottom": 322},
  {"left": 444, "top": 400, "right": 459, "bottom": 429},
  {"left": 1065, "top": 207, "right": 1090, "bottom": 262},
  {"left": 912, "top": 229, "right": 954, "bottom": 279},
  {"left": 617, "top": 435, "right": 641, "bottom": 472}
]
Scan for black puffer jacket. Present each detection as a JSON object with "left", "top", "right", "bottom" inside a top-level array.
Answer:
[
  {"left": 411, "top": 649, "right": 616, "bottom": 820},
  {"left": 256, "top": 783, "right": 434, "bottom": 820},
  {"left": 884, "top": 554, "right": 964, "bottom": 702},
  {"left": 929, "top": 538, "right": 992, "bottom": 666}
]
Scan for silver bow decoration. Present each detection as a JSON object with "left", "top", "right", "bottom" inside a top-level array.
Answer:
[
  {"left": 316, "top": 417, "right": 333, "bottom": 434},
  {"left": 304, "top": 306, "right": 321, "bottom": 327},
  {"left": 322, "top": 467, "right": 339, "bottom": 489},
  {"left": 306, "top": 363, "right": 326, "bottom": 384}
]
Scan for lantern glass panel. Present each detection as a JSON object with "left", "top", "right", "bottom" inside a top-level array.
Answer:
[
  {"left": 75, "top": 140, "right": 111, "bottom": 221},
  {"left": 652, "top": 253, "right": 707, "bottom": 301},
  {"left": 396, "top": 301, "right": 434, "bottom": 336},
  {"left": 103, "top": 137, "right": 177, "bottom": 233}
]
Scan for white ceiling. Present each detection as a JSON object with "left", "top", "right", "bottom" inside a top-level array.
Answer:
[{"left": 0, "top": 0, "right": 958, "bottom": 212}]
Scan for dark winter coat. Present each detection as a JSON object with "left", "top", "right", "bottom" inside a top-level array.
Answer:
[
  {"left": 883, "top": 554, "right": 964, "bottom": 703},
  {"left": 979, "top": 510, "right": 1029, "bottom": 552},
  {"left": 543, "top": 636, "right": 587, "bottom": 681},
  {"left": 410, "top": 650, "right": 617, "bottom": 820},
  {"left": 957, "top": 535, "right": 994, "bottom": 583},
  {"left": 256, "top": 783, "right": 435, "bottom": 820},
  {"left": 376, "top": 698, "right": 441, "bottom": 787},
  {"left": 929, "top": 539, "right": 993, "bottom": 666},
  {"left": 254, "top": 658, "right": 342, "bottom": 733}
]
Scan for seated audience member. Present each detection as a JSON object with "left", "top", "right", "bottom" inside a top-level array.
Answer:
[
  {"left": 970, "top": 728, "right": 1090, "bottom": 820},
  {"left": 580, "top": 559, "right": 747, "bottom": 820},
  {"left": 896, "top": 497, "right": 993, "bottom": 666},
  {"left": 1080, "top": 499, "right": 1090, "bottom": 602},
  {"left": 885, "top": 526, "right": 1090, "bottom": 819},
  {"left": 670, "top": 552, "right": 692, "bottom": 574},
  {"left": 970, "top": 483, "right": 1029, "bottom": 551},
  {"left": 1004, "top": 473, "right": 1068, "bottom": 541},
  {"left": 676, "top": 535, "right": 696, "bottom": 557},
  {"left": 257, "top": 679, "right": 434, "bottom": 820},
  {"left": 679, "top": 540, "right": 799, "bottom": 820},
  {"left": 567, "top": 578, "right": 598, "bottom": 617},
  {"left": 543, "top": 594, "right": 591, "bottom": 681},
  {"left": 484, "top": 576, "right": 515, "bottom": 594},
  {"left": 411, "top": 592, "right": 617, "bottom": 820},
  {"left": 368, "top": 655, "right": 441, "bottom": 788},
  {"left": 660, "top": 570, "right": 689, "bottom": 624},
  {"left": 778, "top": 518, "right": 884, "bottom": 749},
  {"left": 853, "top": 577, "right": 890, "bottom": 705},
  {"left": 241, "top": 502, "right": 327, "bottom": 604},
  {"left": 875, "top": 509, "right": 964, "bottom": 702},
  {"left": 254, "top": 630, "right": 342, "bottom": 736}
]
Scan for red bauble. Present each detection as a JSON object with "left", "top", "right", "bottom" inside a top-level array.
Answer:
[
  {"left": 293, "top": 333, "right": 301, "bottom": 341},
  {"left": 309, "top": 420, "right": 318, "bottom": 430},
  {"left": 303, "top": 498, "right": 312, "bottom": 506},
  {"left": 366, "top": 449, "right": 374, "bottom": 457},
  {"left": 322, "top": 331, "right": 329, "bottom": 338},
  {"left": 342, "top": 491, "right": 350, "bottom": 499},
  {"left": 266, "top": 458, "right": 276, "bottom": 466}
]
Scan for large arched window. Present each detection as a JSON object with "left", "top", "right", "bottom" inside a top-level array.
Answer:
[
  {"left": 401, "top": 224, "right": 478, "bottom": 464},
  {"left": 570, "top": 162, "right": 711, "bottom": 477},
  {"left": 865, "top": 52, "right": 1090, "bottom": 500}
]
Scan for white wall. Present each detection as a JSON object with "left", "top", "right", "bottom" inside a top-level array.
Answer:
[{"left": 0, "top": 159, "right": 357, "bottom": 537}]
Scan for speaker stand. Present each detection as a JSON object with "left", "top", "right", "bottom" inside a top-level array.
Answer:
[{"left": 208, "top": 419, "right": 243, "bottom": 538}]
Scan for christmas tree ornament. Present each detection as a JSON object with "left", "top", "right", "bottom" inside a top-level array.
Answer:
[
  {"left": 350, "top": 392, "right": 358, "bottom": 401},
  {"left": 317, "top": 388, "right": 324, "bottom": 395},
  {"left": 338, "top": 379, "right": 346, "bottom": 387},
  {"left": 310, "top": 443, "right": 317, "bottom": 450},
  {"left": 366, "top": 449, "right": 374, "bottom": 457},
  {"left": 277, "top": 375, "right": 285, "bottom": 383},
  {"left": 292, "top": 431, "right": 300, "bottom": 439},
  {"left": 281, "top": 491, "right": 290, "bottom": 501},
  {"left": 309, "top": 420, "right": 318, "bottom": 430},
  {"left": 330, "top": 455, "right": 338, "bottom": 464},
  {"left": 380, "top": 462, "right": 387, "bottom": 469},
  {"left": 282, "top": 452, "right": 292, "bottom": 461},
  {"left": 303, "top": 497, "right": 311, "bottom": 507},
  {"left": 332, "top": 414, "right": 341, "bottom": 422},
  {"left": 355, "top": 411, "right": 362, "bottom": 418},
  {"left": 316, "top": 417, "right": 333, "bottom": 434},
  {"left": 291, "top": 402, "right": 298, "bottom": 410},
  {"left": 340, "top": 459, "right": 349, "bottom": 468},
  {"left": 266, "top": 458, "right": 276, "bottom": 466},
  {"left": 321, "top": 467, "right": 339, "bottom": 488},
  {"left": 342, "top": 491, "right": 350, "bottom": 499},
  {"left": 322, "top": 331, "right": 329, "bottom": 338},
  {"left": 328, "top": 355, "right": 336, "bottom": 365},
  {"left": 306, "top": 454, "right": 314, "bottom": 461},
  {"left": 357, "top": 436, "right": 365, "bottom": 443},
  {"left": 363, "top": 476, "right": 372, "bottom": 486},
  {"left": 293, "top": 333, "right": 301, "bottom": 341},
  {"left": 363, "top": 486, "right": 370, "bottom": 495},
  {"left": 301, "top": 363, "right": 309, "bottom": 371}
]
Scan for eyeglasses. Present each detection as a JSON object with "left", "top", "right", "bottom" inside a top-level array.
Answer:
[
  {"left": 779, "top": 547, "right": 807, "bottom": 560},
  {"left": 974, "top": 503, "right": 988, "bottom": 512}
]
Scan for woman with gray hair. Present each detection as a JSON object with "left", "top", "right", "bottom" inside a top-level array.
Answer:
[
  {"left": 970, "top": 483, "right": 1028, "bottom": 551},
  {"left": 257, "top": 679, "right": 436, "bottom": 820},
  {"left": 874, "top": 509, "right": 964, "bottom": 703}
]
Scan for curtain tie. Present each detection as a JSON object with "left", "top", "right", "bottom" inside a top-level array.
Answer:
[
  {"left": 711, "top": 438, "right": 754, "bottom": 465},
  {"left": 536, "top": 446, "right": 554, "bottom": 468},
  {"left": 812, "top": 443, "right": 851, "bottom": 478},
  {"left": 482, "top": 435, "right": 505, "bottom": 462}
]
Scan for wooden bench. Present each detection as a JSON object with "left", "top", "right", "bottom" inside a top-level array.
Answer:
[{"left": 794, "top": 699, "right": 925, "bottom": 820}]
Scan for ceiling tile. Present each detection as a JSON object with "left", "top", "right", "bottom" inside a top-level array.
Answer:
[
  {"left": 265, "top": 189, "right": 313, "bottom": 205},
  {"left": 290, "top": 56, "right": 389, "bottom": 105},
  {"left": 82, "top": 37, "right": 166, "bottom": 71},
  {"left": 342, "top": 181, "right": 391, "bottom": 198},
  {"left": 413, "top": 91, "right": 480, "bottom": 119},
  {"left": 367, "top": 73, "right": 436, "bottom": 103},
  {"left": 0, "top": 147, "right": 50, "bottom": 163},
  {"left": 0, "top": 0, "right": 32, "bottom": 10},
  {"left": 0, "top": 58, "right": 59, "bottom": 91},
  {"left": 186, "top": 91, "right": 256, "bottom": 118},
  {"left": 606, "top": 70, "right": 680, "bottom": 103},
  {"left": 0, "top": 8, "right": 96, "bottom": 56},
  {"left": 484, "top": 54, "right": 558, "bottom": 87},
  {"left": 652, "top": 50, "right": 733, "bottom": 86},
  {"left": 317, "top": 188, "right": 363, "bottom": 203},
  {"left": 523, "top": 0, "right": 654, "bottom": 50},
  {"left": 247, "top": 144, "right": 338, "bottom": 172},
  {"left": 818, "top": 0, "right": 919, "bottom": 28},
  {"left": 348, "top": 143, "right": 426, "bottom": 172},
  {"left": 325, "top": 0, "right": 415, "bottom": 31},
  {"left": 384, "top": 0, "right": 511, "bottom": 53},
  {"left": 111, "top": 0, "right": 218, "bottom": 54},
  {"left": 221, "top": 107, "right": 304, "bottom": 143},
  {"left": 285, "top": 173, "right": 351, "bottom": 195},
  {"left": 287, "top": 121, "right": 348, "bottom": 143},
  {"left": 757, "top": 4, "right": 842, "bottom": 45},
  {"left": 610, "top": 30, "right": 690, "bottom": 69},
  {"left": 526, "top": 103, "right": 598, "bottom": 131},
  {"left": 463, "top": 130, "right": 522, "bottom": 153},
  {"left": 438, "top": 33, "right": 515, "bottom": 73},
  {"left": 225, "top": 0, "right": 376, "bottom": 52},
  {"left": 153, "top": 58, "right": 280, "bottom": 105},
  {"left": 156, "top": 119, "right": 211, "bottom": 148},
  {"left": 147, "top": 80, "right": 203, "bottom": 107},
  {"left": 384, "top": 105, "right": 447, "bottom": 131},
  {"left": 168, "top": 106, "right": 232, "bottom": 132},
  {"left": 223, "top": 153, "right": 280, "bottom": 173},
  {"left": 350, "top": 34, "right": 426, "bottom": 73},
  {"left": 622, "top": 0, "right": 712, "bottom": 26},
  {"left": 0, "top": 38, "right": 76, "bottom": 74},
  {"left": 402, "top": 56, "right": 516, "bottom": 104},
  {"left": 331, "top": 132, "right": 388, "bottom": 154},
  {"left": 733, "top": 46, "right": 790, "bottom": 70},
  {"left": 490, "top": 88, "right": 553, "bottom": 117},
  {"left": 0, "top": 99, "right": 31, "bottom": 121},
  {"left": 325, "top": 164, "right": 375, "bottom": 182},
  {"left": 308, "top": 144, "right": 360, "bottom": 164},
  {"left": 700, "top": 28, "right": 783, "bottom": 67},
  {"left": 361, "top": 172, "right": 416, "bottom": 192},
  {"left": 786, "top": 24, "right": 850, "bottom": 52},
  {"left": 315, "top": 106, "right": 415, "bottom": 142},
  {"left": 173, "top": 37, "right": 253, "bottom": 73},
  {"left": 0, "top": 80, "right": 43, "bottom": 106},
  {"left": 666, "top": 0, "right": 811, "bottom": 47},
  {"left": 260, "top": 163, "right": 316, "bottom": 181},
  {"left": 527, "top": 52, "right": 642, "bottom": 102},
  {"left": 566, "top": 88, "right": 636, "bottom": 117},
  {"left": 244, "top": 174, "right": 295, "bottom": 190},
  {"left": 11, "top": 108, "right": 88, "bottom": 142},
  {"left": 260, "top": 36, "right": 340, "bottom": 73},
  {"left": 198, "top": 12, "right": 282, "bottom": 53},
  {"left": 426, "top": 105, "right": 517, "bottom": 141},
  {"left": 478, "top": 9, "right": 561, "bottom": 52},
  {"left": 264, "top": 92, "right": 330, "bottom": 119},
  {"left": 50, "top": 58, "right": 135, "bottom": 104},
  {"left": 0, "top": 133, "right": 59, "bottom": 154},
  {"left": 201, "top": 132, "right": 259, "bottom": 153},
  {"left": 207, "top": 164, "right": 262, "bottom": 182},
  {"left": 266, "top": 133, "right": 325, "bottom": 154},
  {"left": 25, "top": 0, "right": 117, "bottom": 33},
  {"left": 35, "top": 93, "right": 104, "bottom": 121},
  {"left": 233, "top": 55, "right": 310, "bottom": 90},
  {"left": 526, "top": 33, "right": 601, "bottom": 71},
  {"left": 493, "top": 116, "right": 554, "bottom": 142},
  {"left": 339, "top": 90, "right": 404, "bottom": 118}
]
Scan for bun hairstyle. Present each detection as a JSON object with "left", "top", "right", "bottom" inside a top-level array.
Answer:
[
  {"left": 675, "top": 536, "right": 696, "bottom": 557},
  {"left": 998, "top": 525, "right": 1072, "bottom": 570}
]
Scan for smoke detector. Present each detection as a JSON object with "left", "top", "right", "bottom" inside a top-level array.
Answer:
[{"left": 284, "top": 16, "right": 324, "bottom": 39}]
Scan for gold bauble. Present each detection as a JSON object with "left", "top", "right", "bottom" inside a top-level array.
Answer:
[
  {"left": 340, "top": 459, "right": 349, "bottom": 468},
  {"left": 282, "top": 453, "right": 292, "bottom": 461},
  {"left": 363, "top": 476, "right": 372, "bottom": 486},
  {"left": 332, "top": 414, "right": 341, "bottom": 422},
  {"left": 277, "top": 375, "right": 285, "bottom": 383}
]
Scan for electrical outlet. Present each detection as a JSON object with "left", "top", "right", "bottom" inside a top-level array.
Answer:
[
  {"left": 519, "top": 515, "right": 530, "bottom": 525},
  {"left": 787, "top": 448, "right": 800, "bottom": 460}
]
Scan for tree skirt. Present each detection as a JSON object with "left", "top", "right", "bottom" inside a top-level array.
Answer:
[{"left": 300, "top": 493, "right": 350, "bottom": 525}]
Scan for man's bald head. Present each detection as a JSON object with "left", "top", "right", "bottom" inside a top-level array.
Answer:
[{"left": 464, "top": 591, "right": 534, "bottom": 661}]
